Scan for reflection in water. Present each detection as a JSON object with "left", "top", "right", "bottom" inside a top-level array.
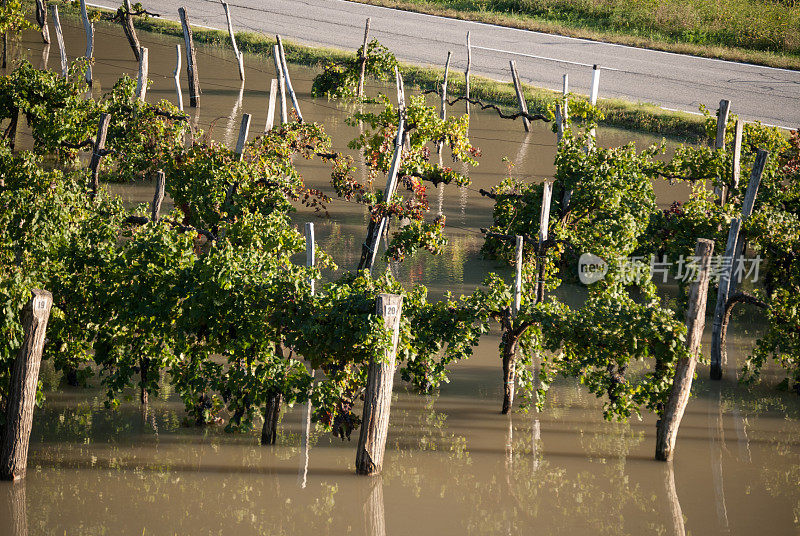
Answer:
[
  {"left": 663, "top": 463, "right": 686, "bottom": 536},
  {"left": 363, "top": 477, "right": 386, "bottom": 536},
  {"left": 40, "top": 44, "right": 49, "bottom": 70},
  {"left": 224, "top": 81, "right": 245, "bottom": 148},
  {"left": 709, "top": 384, "right": 731, "bottom": 534},
  {"left": 2, "top": 482, "right": 27, "bottom": 536}
]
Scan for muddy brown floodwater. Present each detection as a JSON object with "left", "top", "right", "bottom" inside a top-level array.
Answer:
[{"left": 2, "top": 18, "right": 799, "bottom": 536}]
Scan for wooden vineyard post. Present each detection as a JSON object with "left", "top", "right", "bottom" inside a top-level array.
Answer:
[
  {"left": 714, "top": 99, "right": 731, "bottom": 204},
  {"left": 509, "top": 61, "right": 530, "bottom": 132},
  {"left": 265, "top": 79, "right": 278, "bottom": 132},
  {"left": 179, "top": 7, "right": 200, "bottom": 107},
  {"left": 359, "top": 69, "right": 406, "bottom": 272},
  {"left": 1, "top": 289, "right": 54, "bottom": 481},
  {"left": 465, "top": 31, "right": 471, "bottom": 114},
  {"left": 655, "top": 238, "right": 714, "bottom": 461},
  {"left": 51, "top": 5, "right": 68, "bottom": 77},
  {"left": 221, "top": 0, "right": 244, "bottom": 81},
  {"left": 79, "top": 0, "right": 93, "bottom": 86},
  {"left": 536, "top": 181, "right": 553, "bottom": 303},
  {"left": 276, "top": 35, "right": 303, "bottom": 123},
  {"left": 356, "top": 293, "right": 403, "bottom": 476},
  {"left": 89, "top": 113, "right": 111, "bottom": 199},
  {"left": 234, "top": 113, "right": 251, "bottom": 161},
  {"left": 151, "top": 170, "right": 165, "bottom": 222},
  {"left": 273, "top": 46, "right": 288, "bottom": 124},
  {"left": 555, "top": 104, "right": 564, "bottom": 143},
  {"left": 261, "top": 392, "right": 282, "bottom": 445},
  {"left": 501, "top": 236, "right": 524, "bottom": 414},
  {"left": 173, "top": 45, "right": 183, "bottom": 111},
  {"left": 437, "top": 51, "right": 451, "bottom": 153},
  {"left": 710, "top": 149, "right": 768, "bottom": 379},
  {"left": 135, "top": 47, "right": 149, "bottom": 101},
  {"left": 298, "top": 222, "right": 316, "bottom": 488},
  {"left": 122, "top": 0, "right": 141, "bottom": 61},
  {"left": 731, "top": 119, "right": 744, "bottom": 190},
  {"left": 357, "top": 17, "right": 371, "bottom": 99},
  {"left": 35, "top": 0, "right": 50, "bottom": 44}
]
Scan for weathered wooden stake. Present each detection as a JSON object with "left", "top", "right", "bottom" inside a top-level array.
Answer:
[
  {"left": 151, "top": 170, "right": 165, "bottom": 222},
  {"left": 710, "top": 148, "right": 768, "bottom": 378},
  {"left": 356, "top": 294, "right": 403, "bottom": 475},
  {"left": 51, "top": 5, "right": 68, "bottom": 78},
  {"left": 35, "top": 0, "right": 50, "bottom": 44},
  {"left": 655, "top": 238, "right": 714, "bottom": 461},
  {"left": 437, "top": 51, "right": 452, "bottom": 153},
  {"left": 265, "top": 78, "right": 278, "bottom": 132},
  {"left": 79, "top": 0, "right": 93, "bottom": 86},
  {"left": 509, "top": 60, "right": 530, "bottom": 132},
  {"left": 465, "top": 31, "right": 471, "bottom": 114},
  {"left": 555, "top": 104, "right": 564, "bottom": 143},
  {"left": 273, "top": 46, "right": 288, "bottom": 124},
  {"left": 276, "top": 35, "right": 303, "bottom": 123},
  {"left": 261, "top": 392, "right": 282, "bottom": 445},
  {"left": 173, "top": 44, "right": 183, "bottom": 111},
  {"left": 89, "top": 113, "right": 111, "bottom": 199},
  {"left": 234, "top": 113, "right": 251, "bottom": 161},
  {"left": 135, "top": 47, "right": 149, "bottom": 101},
  {"left": 713, "top": 99, "right": 732, "bottom": 203},
  {"left": 179, "top": 7, "right": 200, "bottom": 107},
  {"left": 122, "top": 0, "right": 141, "bottom": 61},
  {"left": 1, "top": 289, "right": 54, "bottom": 481},
  {"left": 221, "top": 0, "right": 244, "bottom": 81},
  {"left": 357, "top": 17, "right": 371, "bottom": 99},
  {"left": 731, "top": 119, "right": 744, "bottom": 190}
]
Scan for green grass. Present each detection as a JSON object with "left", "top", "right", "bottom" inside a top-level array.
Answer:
[
  {"left": 53, "top": 3, "right": 707, "bottom": 141},
  {"left": 347, "top": 0, "right": 800, "bottom": 70}
]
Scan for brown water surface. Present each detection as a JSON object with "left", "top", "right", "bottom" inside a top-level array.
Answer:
[{"left": 2, "top": 20, "right": 798, "bottom": 536}]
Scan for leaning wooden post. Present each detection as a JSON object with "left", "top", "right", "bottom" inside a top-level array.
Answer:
[
  {"left": 89, "top": 113, "right": 111, "bottom": 199},
  {"left": 655, "top": 238, "right": 714, "bottom": 461},
  {"left": 221, "top": 0, "right": 245, "bottom": 81},
  {"left": 51, "top": 5, "right": 68, "bottom": 78},
  {"left": 234, "top": 113, "right": 251, "bottom": 161},
  {"left": 356, "top": 294, "right": 403, "bottom": 476},
  {"left": 276, "top": 35, "right": 303, "bottom": 123},
  {"left": 135, "top": 47, "right": 149, "bottom": 101},
  {"left": 265, "top": 79, "right": 278, "bottom": 132},
  {"left": 357, "top": 17, "right": 371, "bottom": 99},
  {"left": 178, "top": 7, "right": 200, "bottom": 107},
  {"left": 79, "top": 0, "right": 93, "bottom": 86},
  {"left": 151, "top": 171, "right": 165, "bottom": 222},
  {"left": 437, "top": 51, "right": 451, "bottom": 154},
  {"left": 273, "top": 46, "right": 288, "bottom": 124},
  {"left": 464, "top": 31, "right": 471, "bottom": 114},
  {"left": 536, "top": 181, "right": 553, "bottom": 303},
  {"left": 173, "top": 44, "right": 183, "bottom": 111},
  {"left": 1, "top": 289, "right": 54, "bottom": 481},
  {"left": 710, "top": 149, "right": 768, "bottom": 379},
  {"left": 35, "top": 0, "right": 50, "bottom": 44},
  {"left": 509, "top": 61, "right": 530, "bottom": 132},
  {"left": 121, "top": 0, "right": 141, "bottom": 61},
  {"left": 731, "top": 119, "right": 744, "bottom": 190}
]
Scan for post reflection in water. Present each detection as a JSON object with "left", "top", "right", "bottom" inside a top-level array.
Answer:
[
  {"left": 2, "top": 482, "right": 28, "bottom": 536},
  {"left": 363, "top": 476, "right": 387, "bottom": 536},
  {"left": 709, "top": 384, "right": 731, "bottom": 533},
  {"left": 663, "top": 463, "right": 686, "bottom": 536}
]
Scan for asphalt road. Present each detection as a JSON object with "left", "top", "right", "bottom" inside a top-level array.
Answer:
[{"left": 95, "top": 0, "right": 800, "bottom": 127}]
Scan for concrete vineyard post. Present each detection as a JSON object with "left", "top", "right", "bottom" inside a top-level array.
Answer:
[
  {"left": 89, "top": 113, "right": 111, "bottom": 199},
  {"left": 465, "top": 31, "right": 471, "bottom": 114},
  {"left": 357, "top": 18, "right": 371, "bottom": 99},
  {"left": 35, "top": 0, "right": 50, "bottom": 44},
  {"left": 1, "top": 290, "right": 54, "bottom": 481},
  {"left": 731, "top": 119, "right": 743, "bottom": 190},
  {"left": 79, "top": 0, "right": 93, "bottom": 86},
  {"left": 276, "top": 35, "right": 303, "bottom": 123},
  {"left": 356, "top": 294, "right": 403, "bottom": 476},
  {"left": 234, "top": 113, "right": 251, "bottom": 161},
  {"left": 51, "top": 5, "right": 67, "bottom": 77},
  {"left": 273, "top": 46, "right": 288, "bottom": 124},
  {"left": 589, "top": 65, "right": 600, "bottom": 140},
  {"left": 179, "top": 7, "right": 200, "bottom": 107},
  {"left": 265, "top": 79, "right": 278, "bottom": 132},
  {"left": 655, "top": 238, "right": 714, "bottom": 461},
  {"left": 298, "top": 222, "right": 316, "bottom": 488},
  {"left": 221, "top": 0, "right": 245, "bottom": 81},
  {"left": 711, "top": 149, "right": 768, "bottom": 378},
  {"left": 151, "top": 171, "right": 165, "bottom": 222},
  {"left": 537, "top": 181, "right": 553, "bottom": 303},
  {"left": 562, "top": 73, "right": 569, "bottom": 122},
  {"left": 135, "top": 47, "right": 149, "bottom": 101},
  {"left": 512, "top": 235, "right": 523, "bottom": 316},
  {"left": 509, "top": 61, "right": 530, "bottom": 132},
  {"left": 122, "top": 0, "right": 141, "bottom": 61},
  {"left": 173, "top": 45, "right": 183, "bottom": 111}
]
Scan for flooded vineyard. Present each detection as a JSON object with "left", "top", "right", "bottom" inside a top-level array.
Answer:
[{"left": 2, "top": 16, "right": 799, "bottom": 536}]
